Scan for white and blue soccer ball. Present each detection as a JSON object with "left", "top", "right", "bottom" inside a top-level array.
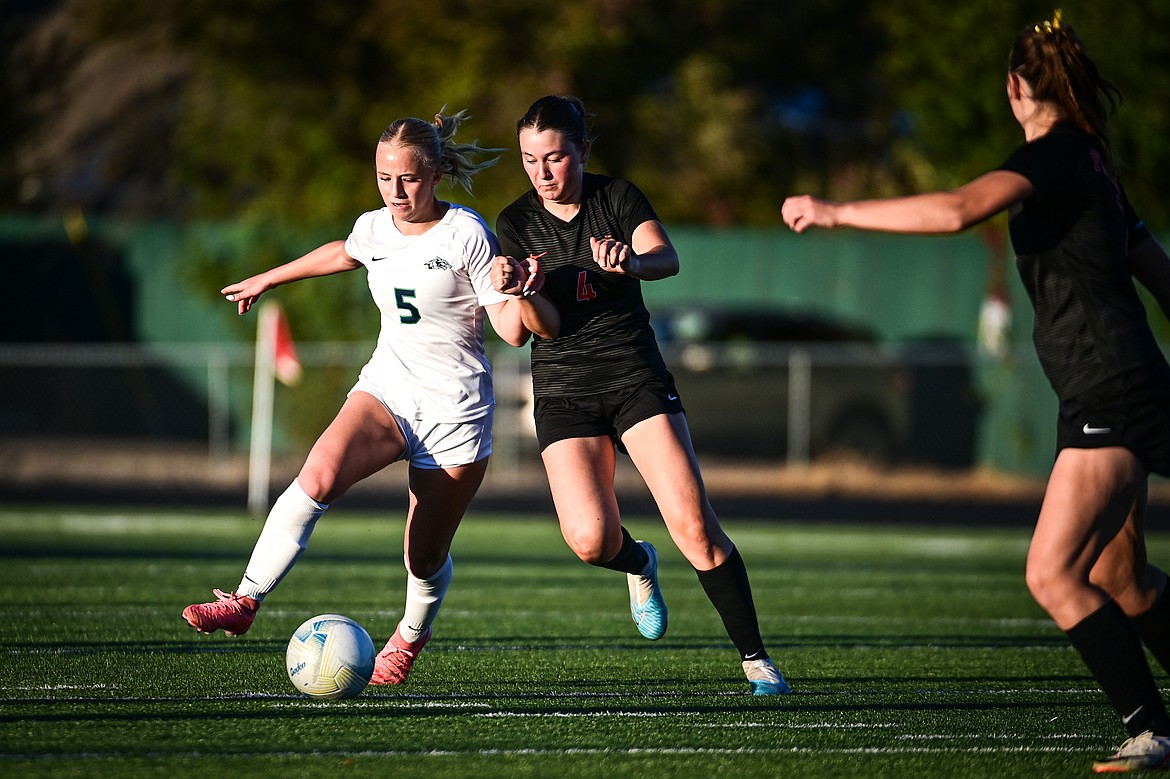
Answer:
[{"left": 286, "top": 614, "right": 376, "bottom": 699}]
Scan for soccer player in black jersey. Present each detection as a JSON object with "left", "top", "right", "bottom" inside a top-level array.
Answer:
[
  {"left": 492, "top": 95, "right": 790, "bottom": 696},
  {"left": 784, "top": 11, "right": 1170, "bottom": 772}
]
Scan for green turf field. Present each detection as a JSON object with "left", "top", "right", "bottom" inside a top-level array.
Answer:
[{"left": 1, "top": 506, "right": 1164, "bottom": 777}]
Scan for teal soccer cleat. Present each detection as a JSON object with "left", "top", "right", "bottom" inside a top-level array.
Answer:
[{"left": 627, "top": 541, "right": 667, "bottom": 640}]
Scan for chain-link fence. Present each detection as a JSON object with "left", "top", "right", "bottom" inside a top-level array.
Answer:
[{"left": 0, "top": 340, "right": 1058, "bottom": 491}]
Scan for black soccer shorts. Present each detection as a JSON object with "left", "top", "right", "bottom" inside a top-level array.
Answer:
[{"left": 533, "top": 374, "right": 686, "bottom": 453}]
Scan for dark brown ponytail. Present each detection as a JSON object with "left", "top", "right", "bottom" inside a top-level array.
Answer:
[{"left": 1008, "top": 10, "right": 1121, "bottom": 163}]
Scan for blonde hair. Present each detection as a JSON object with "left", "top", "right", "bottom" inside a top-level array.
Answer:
[{"left": 378, "top": 108, "right": 503, "bottom": 194}]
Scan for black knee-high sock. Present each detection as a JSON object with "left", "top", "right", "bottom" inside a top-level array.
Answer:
[
  {"left": 599, "top": 526, "right": 650, "bottom": 574},
  {"left": 1066, "top": 601, "right": 1170, "bottom": 737},
  {"left": 695, "top": 546, "right": 767, "bottom": 661},
  {"left": 1134, "top": 586, "right": 1170, "bottom": 677}
]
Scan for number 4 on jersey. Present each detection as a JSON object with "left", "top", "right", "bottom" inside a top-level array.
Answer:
[{"left": 576, "top": 271, "right": 597, "bottom": 302}]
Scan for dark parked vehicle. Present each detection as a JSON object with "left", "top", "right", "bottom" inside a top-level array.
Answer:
[{"left": 650, "top": 306, "right": 914, "bottom": 463}]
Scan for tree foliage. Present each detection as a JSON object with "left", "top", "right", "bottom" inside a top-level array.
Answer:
[
  {"left": 871, "top": 0, "right": 1170, "bottom": 215},
  {"left": 4, "top": 1, "right": 892, "bottom": 227},
  {"left": 4, "top": 0, "right": 1169, "bottom": 345},
  {"left": 5, "top": 0, "right": 1167, "bottom": 449}
]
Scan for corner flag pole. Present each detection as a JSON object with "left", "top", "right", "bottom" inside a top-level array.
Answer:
[{"left": 247, "top": 303, "right": 278, "bottom": 515}]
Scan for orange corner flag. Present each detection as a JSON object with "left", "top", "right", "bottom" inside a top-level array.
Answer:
[{"left": 272, "top": 304, "right": 302, "bottom": 386}]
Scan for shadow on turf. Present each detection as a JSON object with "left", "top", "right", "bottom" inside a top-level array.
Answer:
[
  {"left": 0, "top": 689, "right": 1106, "bottom": 726},
  {"left": 5, "top": 629, "right": 1070, "bottom": 656}
]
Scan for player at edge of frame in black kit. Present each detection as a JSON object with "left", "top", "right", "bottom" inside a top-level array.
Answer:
[
  {"left": 491, "top": 94, "right": 791, "bottom": 696},
  {"left": 784, "top": 10, "right": 1170, "bottom": 773}
]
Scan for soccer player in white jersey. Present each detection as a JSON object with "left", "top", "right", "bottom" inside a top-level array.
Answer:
[{"left": 183, "top": 109, "right": 556, "bottom": 686}]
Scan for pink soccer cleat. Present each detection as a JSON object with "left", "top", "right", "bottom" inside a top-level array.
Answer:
[
  {"left": 370, "top": 627, "right": 431, "bottom": 685},
  {"left": 182, "top": 589, "right": 259, "bottom": 636}
]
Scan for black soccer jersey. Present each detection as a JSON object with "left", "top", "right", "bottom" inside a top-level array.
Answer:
[
  {"left": 998, "top": 124, "right": 1164, "bottom": 400},
  {"left": 496, "top": 174, "right": 671, "bottom": 397}
]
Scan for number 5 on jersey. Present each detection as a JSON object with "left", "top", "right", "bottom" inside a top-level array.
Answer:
[{"left": 395, "top": 288, "right": 421, "bottom": 324}]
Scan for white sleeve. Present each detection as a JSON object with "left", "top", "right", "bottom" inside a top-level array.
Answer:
[
  {"left": 342, "top": 210, "right": 378, "bottom": 266},
  {"left": 465, "top": 224, "right": 510, "bottom": 307}
]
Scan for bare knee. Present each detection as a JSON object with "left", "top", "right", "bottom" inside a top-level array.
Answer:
[
  {"left": 405, "top": 550, "right": 449, "bottom": 580},
  {"left": 566, "top": 538, "right": 610, "bottom": 566},
  {"left": 662, "top": 509, "right": 728, "bottom": 569},
  {"left": 561, "top": 524, "right": 617, "bottom": 566},
  {"left": 296, "top": 457, "right": 346, "bottom": 505},
  {"left": 1026, "top": 555, "right": 1115, "bottom": 628},
  {"left": 1025, "top": 558, "right": 1070, "bottom": 616}
]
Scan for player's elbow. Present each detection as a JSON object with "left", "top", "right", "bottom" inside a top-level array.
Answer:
[
  {"left": 935, "top": 199, "right": 976, "bottom": 234},
  {"left": 500, "top": 331, "right": 530, "bottom": 348},
  {"left": 634, "top": 246, "right": 679, "bottom": 279},
  {"left": 657, "top": 251, "right": 680, "bottom": 278},
  {"left": 941, "top": 212, "right": 971, "bottom": 234},
  {"left": 947, "top": 176, "right": 1022, "bottom": 233},
  {"left": 524, "top": 308, "right": 560, "bottom": 340},
  {"left": 530, "top": 323, "right": 559, "bottom": 341}
]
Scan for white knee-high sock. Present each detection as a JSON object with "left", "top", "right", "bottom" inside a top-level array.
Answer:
[
  {"left": 237, "top": 480, "right": 328, "bottom": 601},
  {"left": 397, "top": 554, "right": 453, "bottom": 643}
]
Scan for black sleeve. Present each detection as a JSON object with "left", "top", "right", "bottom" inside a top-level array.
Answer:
[
  {"left": 1119, "top": 181, "right": 1153, "bottom": 249},
  {"left": 495, "top": 209, "right": 523, "bottom": 259}
]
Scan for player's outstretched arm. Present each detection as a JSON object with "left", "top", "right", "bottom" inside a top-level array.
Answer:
[
  {"left": 782, "top": 171, "right": 1033, "bottom": 236},
  {"left": 221, "top": 240, "right": 359, "bottom": 315}
]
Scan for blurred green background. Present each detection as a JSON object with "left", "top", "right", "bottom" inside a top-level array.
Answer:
[{"left": 2, "top": 1, "right": 1168, "bottom": 479}]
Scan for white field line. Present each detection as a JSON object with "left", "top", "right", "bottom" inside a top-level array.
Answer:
[
  {"left": 0, "top": 683, "right": 1124, "bottom": 702},
  {"left": 0, "top": 744, "right": 1107, "bottom": 761},
  {"left": 0, "top": 515, "right": 1035, "bottom": 562},
  {"left": 2, "top": 642, "right": 1071, "bottom": 658},
  {"left": 0, "top": 601, "right": 1059, "bottom": 632},
  {"left": 0, "top": 689, "right": 1116, "bottom": 761},
  {"left": 0, "top": 513, "right": 250, "bottom": 535}
]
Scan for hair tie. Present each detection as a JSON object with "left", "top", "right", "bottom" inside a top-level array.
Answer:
[{"left": 1035, "top": 8, "right": 1063, "bottom": 34}]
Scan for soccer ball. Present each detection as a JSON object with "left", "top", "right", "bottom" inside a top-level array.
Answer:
[{"left": 286, "top": 614, "right": 376, "bottom": 699}]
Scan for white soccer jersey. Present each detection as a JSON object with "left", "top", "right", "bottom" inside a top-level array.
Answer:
[{"left": 344, "top": 203, "right": 510, "bottom": 423}]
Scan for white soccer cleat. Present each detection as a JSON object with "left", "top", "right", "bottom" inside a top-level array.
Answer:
[
  {"left": 742, "top": 657, "right": 792, "bottom": 696},
  {"left": 1093, "top": 730, "right": 1170, "bottom": 773}
]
